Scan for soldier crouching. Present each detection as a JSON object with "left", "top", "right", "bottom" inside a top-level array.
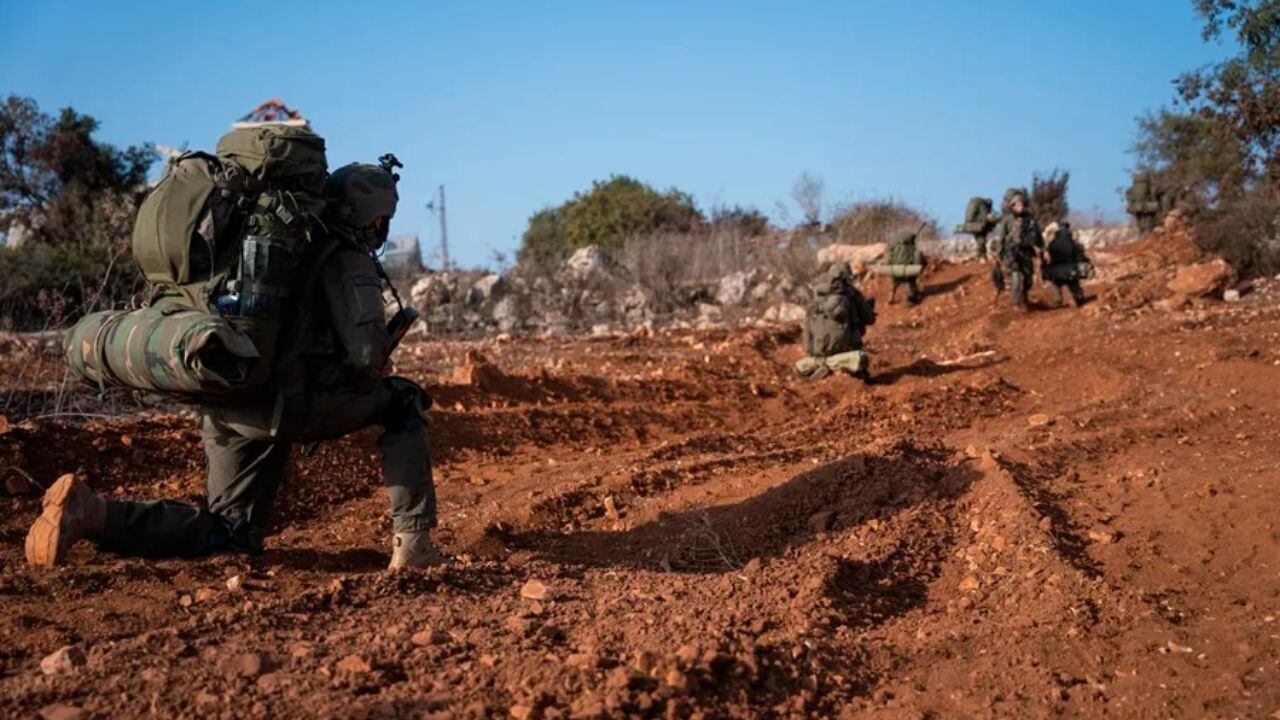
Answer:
[{"left": 794, "top": 262, "right": 877, "bottom": 382}]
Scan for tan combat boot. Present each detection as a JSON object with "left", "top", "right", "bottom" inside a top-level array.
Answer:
[
  {"left": 388, "top": 531, "right": 449, "bottom": 570},
  {"left": 25, "top": 474, "right": 108, "bottom": 567}
]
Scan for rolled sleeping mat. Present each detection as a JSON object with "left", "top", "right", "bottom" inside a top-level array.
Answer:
[
  {"left": 65, "top": 306, "right": 260, "bottom": 395},
  {"left": 871, "top": 264, "right": 924, "bottom": 279},
  {"left": 1126, "top": 200, "right": 1160, "bottom": 215},
  {"left": 954, "top": 222, "right": 991, "bottom": 235}
]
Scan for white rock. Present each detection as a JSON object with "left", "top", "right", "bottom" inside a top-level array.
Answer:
[{"left": 764, "top": 303, "right": 806, "bottom": 323}]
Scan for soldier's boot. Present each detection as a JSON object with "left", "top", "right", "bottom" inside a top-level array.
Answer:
[
  {"left": 25, "top": 474, "right": 107, "bottom": 567},
  {"left": 1070, "top": 284, "right": 1086, "bottom": 307},
  {"left": 388, "top": 531, "right": 449, "bottom": 570}
]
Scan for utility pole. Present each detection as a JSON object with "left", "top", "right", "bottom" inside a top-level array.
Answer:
[
  {"left": 438, "top": 185, "right": 449, "bottom": 272},
  {"left": 426, "top": 185, "right": 451, "bottom": 271}
]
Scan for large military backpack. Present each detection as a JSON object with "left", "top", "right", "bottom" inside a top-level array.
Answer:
[
  {"left": 1125, "top": 174, "right": 1159, "bottom": 214},
  {"left": 803, "top": 291, "right": 853, "bottom": 357},
  {"left": 65, "top": 125, "right": 329, "bottom": 397}
]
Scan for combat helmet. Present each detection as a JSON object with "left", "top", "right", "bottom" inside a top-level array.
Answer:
[{"left": 325, "top": 162, "right": 400, "bottom": 247}]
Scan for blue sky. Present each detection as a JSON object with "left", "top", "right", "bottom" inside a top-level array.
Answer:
[{"left": 1, "top": 1, "right": 1230, "bottom": 267}]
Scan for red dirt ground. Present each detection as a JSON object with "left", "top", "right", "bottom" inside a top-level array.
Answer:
[{"left": 2, "top": 230, "right": 1279, "bottom": 719}]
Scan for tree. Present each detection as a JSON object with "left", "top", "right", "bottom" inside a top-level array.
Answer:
[
  {"left": 1031, "top": 169, "right": 1070, "bottom": 226},
  {"left": 790, "top": 172, "right": 824, "bottom": 227},
  {"left": 519, "top": 175, "right": 704, "bottom": 262},
  {"left": 0, "top": 95, "right": 153, "bottom": 329},
  {"left": 1133, "top": 109, "right": 1247, "bottom": 205},
  {"left": 1176, "top": 0, "right": 1280, "bottom": 184}
]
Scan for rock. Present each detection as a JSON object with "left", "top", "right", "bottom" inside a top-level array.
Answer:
[
  {"left": 0, "top": 414, "right": 10, "bottom": 435},
  {"left": 221, "top": 652, "right": 266, "bottom": 678},
  {"left": 617, "top": 285, "right": 653, "bottom": 323},
  {"left": 467, "top": 274, "right": 508, "bottom": 306},
  {"left": 1087, "top": 529, "right": 1116, "bottom": 545},
  {"left": 411, "top": 627, "right": 449, "bottom": 646},
  {"left": 509, "top": 704, "right": 535, "bottom": 720},
  {"left": 453, "top": 350, "right": 506, "bottom": 391},
  {"left": 603, "top": 495, "right": 620, "bottom": 522},
  {"left": 808, "top": 510, "right": 835, "bottom": 533},
  {"left": 410, "top": 273, "right": 457, "bottom": 309},
  {"left": 226, "top": 575, "right": 243, "bottom": 593},
  {"left": 520, "top": 579, "right": 550, "bottom": 601},
  {"left": 39, "top": 703, "right": 84, "bottom": 720},
  {"left": 1167, "top": 259, "right": 1233, "bottom": 297},
  {"left": 959, "top": 575, "right": 981, "bottom": 592},
  {"left": 696, "top": 302, "right": 722, "bottom": 320},
  {"left": 1028, "top": 413, "right": 1054, "bottom": 427},
  {"left": 491, "top": 295, "right": 522, "bottom": 333},
  {"left": 715, "top": 269, "right": 758, "bottom": 306},
  {"left": 256, "top": 671, "right": 290, "bottom": 693},
  {"left": 39, "top": 646, "right": 86, "bottom": 675},
  {"left": 335, "top": 654, "right": 372, "bottom": 674},
  {"left": 763, "top": 302, "right": 806, "bottom": 323},
  {"left": 817, "top": 243, "right": 887, "bottom": 268},
  {"left": 1223, "top": 288, "right": 1241, "bottom": 302},
  {"left": 564, "top": 246, "right": 623, "bottom": 280},
  {"left": 590, "top": 323, "right": 613, "bottom": 337},
  {"left": 195, "top": 587, "right": 217, "bottom": 603}
]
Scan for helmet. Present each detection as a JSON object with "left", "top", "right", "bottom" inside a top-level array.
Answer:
[
  {"left": 824, "top": 261, "right": 853, "bottom": 286},
  {"left": 325, "top": 163, "right": 399, "bottom": 230}
]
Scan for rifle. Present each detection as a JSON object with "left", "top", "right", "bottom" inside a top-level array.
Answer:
[{"left": 991, "top": 264, "right": 1005, "bottom": 306}]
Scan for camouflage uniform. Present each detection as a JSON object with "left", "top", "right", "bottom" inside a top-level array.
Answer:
[
  {"left": 993, "top": 205, "right": 1043, "bottom": 310},
  {"left": 886, "top": 232, "right": 926, "bottom": 304},
  {"left": 96, "top": 166, "right": 437, "bottom": 559},
  {"left": 794, "top": 263, "right": 877, "bottom": 380}
]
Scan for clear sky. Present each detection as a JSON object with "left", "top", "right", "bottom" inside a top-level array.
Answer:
[{"left": 1, "top": 1, "right": 1231, "bottom": 267}]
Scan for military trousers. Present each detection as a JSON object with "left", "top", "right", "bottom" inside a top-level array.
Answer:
[
  {"left": 96, "top": 378, "right": 437, "bottom": 558},
  {"left": 1006, "top": 258, "right": 1034, "bottom": 310},
  {"left": 1051, "top": 280, "right": 1085, "bottom": 307},
  {"left": 892, "top": 278, "right": 923, "bottom": 304}
]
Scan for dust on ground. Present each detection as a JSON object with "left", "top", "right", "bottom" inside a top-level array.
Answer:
[{"left": 2, "top": 230, "right": 1279, "bottom": 719}]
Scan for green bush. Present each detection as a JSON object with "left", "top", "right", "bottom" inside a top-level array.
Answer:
[
  {"left": 520, "top": 175, "right": 704, "bottom": 262},
  {"left": 829, "top": 199, "right": 938, "bottom": 245}
]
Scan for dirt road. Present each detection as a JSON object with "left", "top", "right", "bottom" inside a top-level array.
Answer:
[{"left": 2, "top": 240, "right": 1278, "bottom": 718}]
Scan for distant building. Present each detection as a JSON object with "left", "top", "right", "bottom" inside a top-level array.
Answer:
[{"left": 381, "top": 234, "right": 424, "bottom": 275}]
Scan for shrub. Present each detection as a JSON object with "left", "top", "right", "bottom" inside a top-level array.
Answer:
[
  {"left": 520, "top": 175, "right": 704, "bottom": 262},
  {"left": 0, "top": 95, "right": 152, "bottom": 329},
  {"left": 829, "top": 198, "right": 939, "bottom": 245},
  {"left": 1195, "top": 189, "right": 1280, "bottom": 277}
]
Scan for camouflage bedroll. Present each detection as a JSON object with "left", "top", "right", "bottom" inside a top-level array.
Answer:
[
  {"left": 1126, "top": 200, "right": 1160, "bottom": 215},
  {"left": 871, "top": 264, "right": 924, "bottom": 279},
  {"left": 64, "top": 306, "right": 260, "bottom": 395},
  {"left": 1041, "top": 261, "right": 1094, "bottom": 283},
  {"left": 955, "top": 221, "right": 991, "bottom": 235}
]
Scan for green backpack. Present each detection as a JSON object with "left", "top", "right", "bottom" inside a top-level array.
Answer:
[
  {"left": 963, "top": 197, "right": 993, "bottom": 225},
  {"left": 803, "top": 289, "right": 853, "bottom": 357},
  {"left": 66, "top": 125, "right": 329, "bottom": 396}
]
